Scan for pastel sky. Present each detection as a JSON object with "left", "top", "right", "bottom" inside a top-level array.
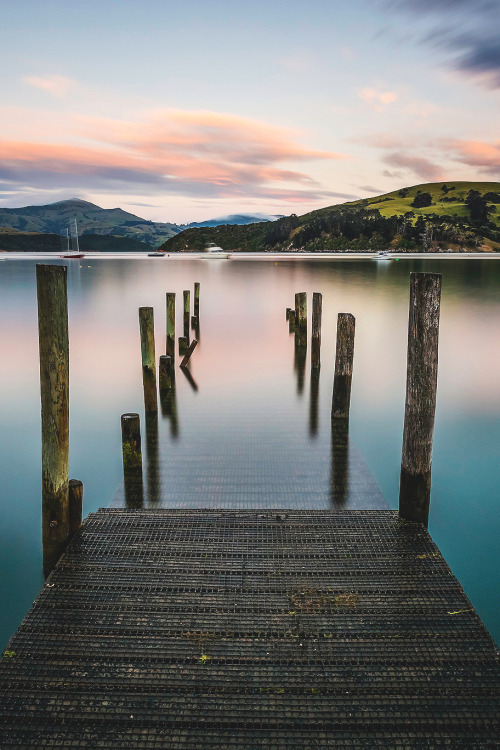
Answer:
[{"left": 0, "top": 0, "right": 499, "bottom": 222}]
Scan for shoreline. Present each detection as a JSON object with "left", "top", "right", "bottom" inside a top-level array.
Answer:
[{"left": 2, "top": 251, "right": 500, "bottom": 261}]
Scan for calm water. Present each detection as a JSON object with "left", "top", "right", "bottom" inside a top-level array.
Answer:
[{"left": 0, "top": 255, "right": 499, "bottom": 648}]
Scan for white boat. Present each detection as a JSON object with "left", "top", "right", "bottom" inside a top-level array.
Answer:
[
  {"left": 60, "top": 220, "right": 85, "bottom": 259},
  {"left": 373, "top": 251, "right": 391, "bottom": 261},
  {"left": 148, "top": 251, "right": 165, "bottom": 257},
  {"left": 202, "top": 242, "right": 231, "bottom": 259}
]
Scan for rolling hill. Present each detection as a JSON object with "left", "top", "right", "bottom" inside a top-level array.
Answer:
[
  {"left": 160, "top": 181, "right": 500, "bottom": 253},
  {"left": 0, "top": 199, "right": 182, "bottom": 249}
]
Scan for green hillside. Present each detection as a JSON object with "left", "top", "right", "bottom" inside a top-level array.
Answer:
[
  {"left": 0, "top": 199, "right": 181, "bottom": 248},
  {"left": 160, "top": 181, "right": 500, "bottom": 254}
]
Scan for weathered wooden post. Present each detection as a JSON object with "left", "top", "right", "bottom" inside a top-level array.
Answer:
[
  {"left": 139, "top": 306, "right": 157, "bottom": 413},
  {"left": 295, "top": 292, "right": 307, "bottom": 347},
  {"left": 331, "top": 313, "right": 355, "bottom": 419},
  {"left": 121, "top": 413, "right": 143, "bottom": 508},
  {"left": 166, "top": 293, "right": 175, "bottom": 359},
  {"left": 178, "top": 336, "right": 188, "bottom": 355},
  {"left": 194, "top": 282, "right": 200, "bottom": 318},
  {"left": 36, "top": 264, "right": 69, "bottom": 577},
  {"left": 311, "top": 292, "right": 322, "bottom": 369},
  {"left": 183, "top": 290, "right": 190, "bottom": 341},
  {"left": 180, "top": 339, "right": 198, "bottom": 368},
  {"left": 288, "top": 309, "right": 296, "bottom": 333},
  {"left": 68, "top": 479, "right": 83, "bottom": 537},
  {"left": 286, "top": 307, "right": 292, "bottom": 321},
  {"left": 159, "top": 354, "right": 173, "bottom": 390},
  {"left": 399, "top": 272, "right": 442, "bottom": 527}
]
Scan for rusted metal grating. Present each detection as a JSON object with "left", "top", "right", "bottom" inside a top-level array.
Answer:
[{"left": 1, "top": 509, "right": 499, "bottom": 748}]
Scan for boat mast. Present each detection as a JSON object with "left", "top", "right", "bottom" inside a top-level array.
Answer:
[{"left": 73, "top": 218, "right": 80, "bottom": 254}]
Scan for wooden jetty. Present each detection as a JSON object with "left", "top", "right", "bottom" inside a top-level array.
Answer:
[{"left": 1, "top": 508, "right": 499, "bottom": 747}]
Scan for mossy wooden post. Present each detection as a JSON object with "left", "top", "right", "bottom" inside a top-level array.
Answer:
[
  {"left": 194, "top": 282, "right": 200, "bottom": 317},
  {"left": 166, "top": 293, "right": 175, "bottom": 360},
  {"left": 331, "top": 313, "right": 355, "bottom": 419},
  {"left": 159, "top": 354, "right": 173, "bottom": 390},
  {"left": 121, "top": 413, "right": 143, "bottom": 508},
  {"left": 399, "top": 272, "right": 442, "bottom": 527},
  {"left": 183, "top": 290, "right": 190, "bottom": 341},
  {"left": 139, "top": 306, "right": 157, "bottom": 414},
  {"left": 286, "top": 307, "right": 292, "bottom": 321},
  {"left": 178, "top": 336, "right": 188, "bottom": 355},
  {"left": 36, "top": 264, "right": 69, "bottom": 577},
  {"left": 288, "top": 309, "right": 296, "bottom": 333},
  {"left": 311, "top": 292, "right": 322, "bottom": 369},
  {"left": 295, "top": 292, "right": 307, "bottom": 347},
  {"left": 68, "top": 479, "right": 83, "bottom": 537}
]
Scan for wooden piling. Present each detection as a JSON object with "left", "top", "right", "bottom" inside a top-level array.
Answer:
[
  {"left": 399, "top": 272, "right": 442, "bottom": 527},
  {"left": 183, "top": 290, "right": 190, "bottom": 340},
  {"left": 331, "top": 313, "right": 355, "bottom": 419},
  {"left": 288, "top": 310, "right": 296, "bottom": 333},
  {"left": 178, "top": 336, "right": 188, "bottom": 354},
  {"left": 180, "top": 339, "right": 198, "bottom": 368},
  {"left": 120, "top": 413, "right": 143, "bottom": 508},
  {"left": 194, "top": 282, "right": 200, "bottom": 317},
  {"left": 159, "top": 355, "right": 173, "bottom": 390},
  {"left": 286, "top": 307, "right": 292, "bottom": 321},
  {"left": 68, "top": 479, "right": 83, "bottom": 537},
  {"left": 139, "top": 307, "right": 157, "bottom": 413},
  {"left": 311, "top": 292, "right": 322, "bottom": 369},
  {"left": 166, "top": 293, "right": 175, "bottom": 359},
  {"left": 295, "top": 292, "right": 307, "bottom": 332},
  {"left": 36, "top": 264, "right": 70, "bottom": 577},
  {"left": 295, "top": 292, "right": 307, "bottom": 348}
]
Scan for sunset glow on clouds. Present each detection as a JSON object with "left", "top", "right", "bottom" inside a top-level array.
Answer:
[{"left": 0, "top": 0, "right": 498, "bottom": 221}]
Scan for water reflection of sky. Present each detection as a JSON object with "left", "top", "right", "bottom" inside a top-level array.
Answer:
[{"left": 0, "top": 256, "right": 499, "bottom": 647}]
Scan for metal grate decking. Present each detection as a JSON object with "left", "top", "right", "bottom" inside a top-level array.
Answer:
[{"left": 1, "top": 509, "right": 499, "bottom": 748}]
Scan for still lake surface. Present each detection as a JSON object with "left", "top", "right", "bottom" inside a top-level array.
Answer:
[{"left": 0, "top": 254, "right": 499, "bottom": 648}]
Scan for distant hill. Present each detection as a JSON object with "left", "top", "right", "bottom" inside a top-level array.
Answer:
[
  {"left": 0, "top": 227, "right": 153, "bottom": 253},
  {"left": 0, "top": 199, "right": 182, "bottom": 248},
  {"left": 160, "top": 181, "right": 500, "bottom": 253},
  {"left": 0, "top": 200, "right": 285, "bottom": 250},
  {"left": 185, "top": 213, "right": 284, "bottom": 229}
]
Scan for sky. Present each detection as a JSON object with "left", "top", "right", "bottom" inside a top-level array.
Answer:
[{"left": 0, "top": 0, "right": 499, "bottom": 223}]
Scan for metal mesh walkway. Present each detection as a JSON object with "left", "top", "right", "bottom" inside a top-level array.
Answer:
[{"left": 1, "top": 509, "right": 499, "bottom": 748}]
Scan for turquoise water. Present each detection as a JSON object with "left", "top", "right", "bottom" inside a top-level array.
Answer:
[{"left": 0, "top": 255, "right": 499, "bottom": 647}]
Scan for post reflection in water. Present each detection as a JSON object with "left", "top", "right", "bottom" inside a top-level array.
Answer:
[
  {"left": 180, "top": 366, "right": 199, "bottom": 392},
  {"left": 123, "top": 462, "right": 144, "bottom": 509},
  {"left": 330, "top": 418, "right": 349, "bottom": 507},
  {"left": 294, "top": 335, "right": 307, "bottom": 396},
  {"left": 160, "top": 387, "right": 179, "bottom": 439},
  {"left": 309, "top": 367, "right": 320, "bottom": 437},
  {"left": 145, "top": 412, "right": 160, "bottom": 504}
]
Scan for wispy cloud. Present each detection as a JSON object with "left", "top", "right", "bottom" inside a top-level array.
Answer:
[
  {"left": 382, "top": 152, "right": 443, "bottom": 182},
  {"left": 379, "top": 0, "right": 500, "bottom": 89},
  {"left": 23, "top": 75, "right": 75, "bottom": 97},
  {"left": 0, "top": 109, "right": 347, "bottom": 205},
  {"left": 443, "top": 138, "right": 500, "bottom": 173},
  {"left": 358, "top": 87, "right": 398, "bottom": 109}
]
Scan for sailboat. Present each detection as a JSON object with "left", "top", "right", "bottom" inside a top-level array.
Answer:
[{"left": 60, "top": 219, "right": 85, "bottom": 259}]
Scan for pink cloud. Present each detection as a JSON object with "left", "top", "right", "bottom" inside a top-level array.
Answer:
[
  {"left": 444, "top": 139, "right": 500, "bottom": 172},
  {"left": 383, "top": 152, "right": 443, "bottom": 181},
  {"left": 358, "top": 88, "right": 398, "bottom": 109},
  {"left": 0, "top": 109, "right": 347, "bottom": 204},
  {"left": 23, "top": 75, "right": 74, "bottom": 97}
]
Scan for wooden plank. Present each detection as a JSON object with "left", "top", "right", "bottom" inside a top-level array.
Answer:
[{"left": 0, "top": 509, "right": 498, "bottom": 748}]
